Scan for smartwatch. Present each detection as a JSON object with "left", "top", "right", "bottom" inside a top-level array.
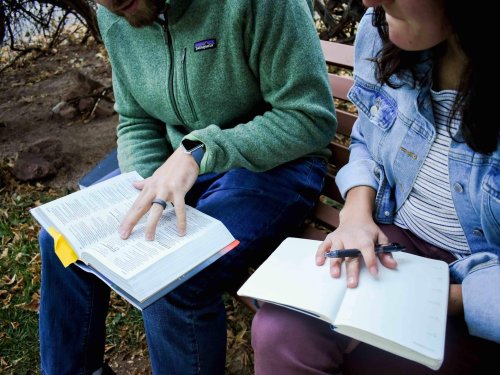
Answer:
[{"left": 181, "top": 139, "right": 205, "bottom": 167}]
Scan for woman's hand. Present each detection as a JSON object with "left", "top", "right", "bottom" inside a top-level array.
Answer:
[
  {"left": 119, "top": 147, "right": 200, "bottom": 240},
  {"left": 315, "top": 186, "right": 397, "bottom": 288}
]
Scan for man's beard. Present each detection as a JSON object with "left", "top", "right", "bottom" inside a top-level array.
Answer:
[{"left": 113, "top": 0, "right": 165, "bottom": 28}]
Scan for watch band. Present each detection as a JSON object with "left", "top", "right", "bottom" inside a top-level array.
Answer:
[
  {"left": 181, "top": 139, "right": 205, "bottom": 167},
  {"left": 190, "top": 146, "right": 205, "bottom": 167}
]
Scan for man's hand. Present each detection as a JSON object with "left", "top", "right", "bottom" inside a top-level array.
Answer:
[{"left": 119, "top": 147, "right": 200, "bottom": 240}]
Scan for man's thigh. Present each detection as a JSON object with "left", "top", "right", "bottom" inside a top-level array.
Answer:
[{"left": 186, "top": 157, "right": 326, "bottom": 295}]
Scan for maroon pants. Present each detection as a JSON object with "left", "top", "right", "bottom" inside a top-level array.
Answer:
[{"left": 251, "top": 225, "right": 499, "bottom": 375}]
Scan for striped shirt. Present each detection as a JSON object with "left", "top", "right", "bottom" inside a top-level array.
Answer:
[{"left": 394, "top": 89, "right": 470, "bottom": 258}]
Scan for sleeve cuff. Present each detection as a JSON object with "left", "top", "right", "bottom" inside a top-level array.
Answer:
[{"left": 335, "top": 159, "right": 380, "bottom": 199}]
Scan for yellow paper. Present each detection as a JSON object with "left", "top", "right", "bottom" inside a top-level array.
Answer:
[{"left": 47, "top": 227, "right": 78, "bottom": 267}]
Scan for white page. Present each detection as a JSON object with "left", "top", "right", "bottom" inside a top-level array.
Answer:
[
  {"left": 334, "top": 252, "right": 448, "bottom": 367},
  {"left": 83, "top": 206, "right": 219, "bottom": 279},
  {"left": 238, "top": 237, "right": 347, "bottom": 323},
  {"left": 30, "top": 172, "right": 142, "bottom": 254}
]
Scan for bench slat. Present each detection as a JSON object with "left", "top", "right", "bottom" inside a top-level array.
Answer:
[
  {"left": 322, "top": 174, "right": 344, "bottom": 205},
  {"left": 320, "top": 40, "right": 354, "bottom": 69},
  {"left": 329, "top": 141, "right": 350, "bottom": 169},
  {"left": 335, "top": 109, "right": 356, "bottom": 137},
  {"left": 312, "top": 201, "right": 341, "bottom": 229},
  {"left": 299, "top": 225, "right": 328, "bottom": 241},
  {"left": 329, "top": 74, "right": 354, "bottom": 101}
]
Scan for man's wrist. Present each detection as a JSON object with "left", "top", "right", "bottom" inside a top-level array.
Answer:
[{"left": 181, "top": 139, "right": 205, "bottom": 167}]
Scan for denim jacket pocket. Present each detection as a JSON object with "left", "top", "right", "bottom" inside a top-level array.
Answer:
[
  {"left": 481, "top": 170, "right": 500, "bottom": 243},
  {"left": 348, "top": 80, "right": 397, "bottom": 131}
]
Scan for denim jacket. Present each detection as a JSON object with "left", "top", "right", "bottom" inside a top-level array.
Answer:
[{"left": 336, "top": 10, "right": 500, "bottom": 343}]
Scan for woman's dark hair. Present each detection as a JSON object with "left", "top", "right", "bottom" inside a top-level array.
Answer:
[{"left": 372, "top": 5, "right": 497, "bottom": 154}]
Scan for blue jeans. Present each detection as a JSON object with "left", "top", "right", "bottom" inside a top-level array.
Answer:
[{"left": 39, "top": 157, "right": 326, "bottom": 375}]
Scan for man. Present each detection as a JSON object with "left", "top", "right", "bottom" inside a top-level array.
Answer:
[{"left": 38, "top": 0, "right": 336, "bottom": 373}]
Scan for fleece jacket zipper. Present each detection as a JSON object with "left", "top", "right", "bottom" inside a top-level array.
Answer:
[
  {"left": 162, "top": 14, "right": 185, "bottom": 124},
  {"left": 181, "top": 47, "right": 198, "bottom": 122}
]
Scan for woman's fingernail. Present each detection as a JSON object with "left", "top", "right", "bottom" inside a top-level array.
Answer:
[
  {"left": 348, "top": 277, "right": 356, "bottom": 287},
  {"left": 369, "top": 266, "right": 378, "bottom": 277},
  {"left": 332, "top": 266, "right": 340, "bottom": 277}
]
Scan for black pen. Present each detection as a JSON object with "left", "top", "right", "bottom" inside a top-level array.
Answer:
[{"left": 324, "top": 243, "right": 405, "bottom": 258}]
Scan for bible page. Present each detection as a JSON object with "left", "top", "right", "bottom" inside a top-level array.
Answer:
[{"left": 30, "top": 171, "right": 143, "bottom": 255}]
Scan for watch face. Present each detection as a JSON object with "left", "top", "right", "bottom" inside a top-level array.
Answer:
[{"left": 182, "top": 139, "right": 204, "bottom": 153}]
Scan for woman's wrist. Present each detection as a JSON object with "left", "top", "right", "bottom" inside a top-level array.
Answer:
[{"left": 340, "top": 186, "right": 376, "bottom": 223}]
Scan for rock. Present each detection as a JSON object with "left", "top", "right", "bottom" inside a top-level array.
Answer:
[
  {"left": 59, "top": 105, "right": 78, "bottom": 120},
  {"left": 52, "top": 100, "right": 77, "bottom": 119},
  {"left": 93, "top": 99, "right": 115, "bottom": 117},
  {"left": 12, "top": 138, "right": 65, "bottom": 181},
  {"left": 62, "top": 70, "right": 105, "bottom": 101},
  {"left": 51, "top": 101, "right": 68, "bottom": 114},
  {"left": 55, "top": 70, "right": 115, "bottom": 118},
  {"left": 78, "top": 97, "right": 95, "bottom": 113}
]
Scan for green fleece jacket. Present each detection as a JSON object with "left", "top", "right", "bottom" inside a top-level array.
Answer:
[{"left": 97, "top": 0, "right": 337, "bottom": 177}]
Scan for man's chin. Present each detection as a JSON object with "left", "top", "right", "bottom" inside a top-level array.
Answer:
[
  {"left": 115, "top": 0, "right": 164, "bottom": 28},
  {"left": 125, "top": 16, "right": 157, "bottom": 28}
]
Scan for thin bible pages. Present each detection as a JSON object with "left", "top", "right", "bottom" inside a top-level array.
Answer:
[
  {"left": 238, "top": 237, "right": 449, "bottom": 370},
  {"left": 31, "top": 171, "right": 238, "bottom": 309}
]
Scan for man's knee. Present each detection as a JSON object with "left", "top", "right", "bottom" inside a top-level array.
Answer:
[
  {"left": 39, "top": 228, "right": 55, "bottom": 261},
  {"left": 39, "top": 227, "right": 53, "bottom": 247}
]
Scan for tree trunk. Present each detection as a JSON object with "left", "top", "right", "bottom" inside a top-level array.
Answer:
[{"left": 0, "top": 2, "right": 5, "bottom": 46}]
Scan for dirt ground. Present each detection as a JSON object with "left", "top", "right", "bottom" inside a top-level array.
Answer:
[{"left": 0, "top": 39, "right": 117, "bottom": 191}]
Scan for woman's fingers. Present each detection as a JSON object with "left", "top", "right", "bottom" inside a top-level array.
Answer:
[
  {"left": 344, "top": 256, "right": 361, "bottom": 288},
  {"left": 377, "top": 230, "right": 398, "bottom": 269},
  {"left": 316, "top": 239, "right": 331, "bottom": 265},
  {"left": 316, "top": 236, "right": 345, "bottom": 278},
  {"left": 379, "top": 252, "right": 398, "bottom": 269}
]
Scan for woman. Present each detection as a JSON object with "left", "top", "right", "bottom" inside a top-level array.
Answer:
[{"left": 251, "top": 0, "right": 500, "bottom": 374}]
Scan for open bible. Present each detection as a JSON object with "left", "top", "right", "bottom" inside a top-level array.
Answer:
[
  {"left": 30, "top": 171, "right": 238, "bottom": 310},
  {"left": 238, "top": 237, "right": 449, "bottom": 370}
]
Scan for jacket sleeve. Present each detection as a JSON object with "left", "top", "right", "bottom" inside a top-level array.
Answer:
[
  {"left": 450, "top": 253, "right": 500, "bottom": 343},
  {"left": 186, "top": 0, "right": 337, "bottom": 173},
  {"left": 112, "top": 71, "right": 172, "bottom": 178},
  {"left": 335, "top": 10, "right": 382, "bottom": 198}
]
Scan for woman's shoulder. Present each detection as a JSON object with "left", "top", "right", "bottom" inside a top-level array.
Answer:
[{"left": 352, "top": 9, "right": 382, "bottom": 83}]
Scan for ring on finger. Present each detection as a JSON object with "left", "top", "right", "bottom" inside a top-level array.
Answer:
[{"left": 151, "top": 198, "right": 168, "bottom": 210}]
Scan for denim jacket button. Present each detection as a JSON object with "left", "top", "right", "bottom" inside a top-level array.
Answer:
[
  {"left": 370, "top": 105, "right": 379, "bottom": 116},
  {"left": 472, "top": 228, "right": 484, "bottom": 237},
  {"left": 453, "top": 182, "right": 464, "bottom": 193},
  {"left": 384, "top": 210, "right": 391, "bottom": 217}
]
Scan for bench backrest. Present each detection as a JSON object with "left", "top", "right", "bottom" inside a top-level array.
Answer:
[{"left": 298, "top": 40, "right": 356, "bottom": 241}]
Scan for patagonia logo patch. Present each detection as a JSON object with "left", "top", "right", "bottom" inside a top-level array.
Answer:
[{"left": 194, "top": 38, "right": 217, "bottom": 52}]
